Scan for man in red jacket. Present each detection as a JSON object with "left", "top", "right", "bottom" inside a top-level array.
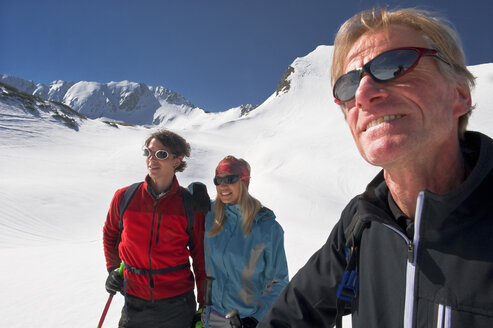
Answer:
[{"left": 103, "top": 129, "right": 206, "bottom": 328}]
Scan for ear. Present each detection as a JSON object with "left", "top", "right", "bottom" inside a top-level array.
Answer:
[
  {"left": 452, "top": 82, "right": 471, "bottom": 118},
  {"left": 174, "top": 156, "right": 184, "bottom": 169}
]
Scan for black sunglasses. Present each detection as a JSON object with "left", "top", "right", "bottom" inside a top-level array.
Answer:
[
  {"left": 143, "top": 147, "right": 169, "bottom": 160},
  {"left": 213, "top": 175, "right": 240, "bottom": 186},
  {"left": 333, "top": 47, "right": 450, "bottom": 104}
]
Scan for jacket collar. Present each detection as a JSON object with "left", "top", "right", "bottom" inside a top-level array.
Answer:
[{"left": 143, "top": 175, "right": 180, "bottom": 199}]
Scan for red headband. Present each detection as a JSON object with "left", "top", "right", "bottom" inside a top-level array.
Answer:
[{"left": 215, "top": 156, "right": 250, "bottom": 188}]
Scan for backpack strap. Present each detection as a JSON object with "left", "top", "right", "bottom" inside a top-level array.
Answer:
[
  {"left": 115, "top": 182, "right": 142, "bottom": 249},
  {"left": 180, "top": 187, "right": 195, "bottom": 250},
  {"left": 335, "top": 212, "right": 370, "bottom": 328}
]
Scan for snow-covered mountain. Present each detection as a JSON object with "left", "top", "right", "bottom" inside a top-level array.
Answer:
[
  {"left": 1, "top": 45, "right": 492, "bottom": 327},
  {"left": 0, "top": 74, "right": 218, "bottom": 125}
]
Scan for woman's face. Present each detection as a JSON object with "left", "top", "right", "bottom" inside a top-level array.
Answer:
[{"left": 215, "top": 174, "right": 241, "bottom": 204}]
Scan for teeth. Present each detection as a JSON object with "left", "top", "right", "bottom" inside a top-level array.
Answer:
[{"left": 366, "top": 115, "right": 402, "bottom": 130}]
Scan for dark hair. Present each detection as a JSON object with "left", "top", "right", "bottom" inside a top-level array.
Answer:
[{"left": 144, "top": 129, "right": 191, "bottom": 172}]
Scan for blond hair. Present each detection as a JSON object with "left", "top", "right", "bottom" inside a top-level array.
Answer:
[{"left": 208, "top": 157, "right": 262, "bottom": 237}]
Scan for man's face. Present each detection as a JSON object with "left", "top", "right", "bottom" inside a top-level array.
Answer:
[
  {"left": 146, "top": 138, "right": 182, "bottom": 181},
  {"left": 342, "top": 25, "right": 469, "bottom": 169}
]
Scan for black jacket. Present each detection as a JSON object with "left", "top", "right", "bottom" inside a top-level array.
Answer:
[{"left": 259, "top": 131, "right": 493, "bottom": 328}]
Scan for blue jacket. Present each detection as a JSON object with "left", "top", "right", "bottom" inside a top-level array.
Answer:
[{"left": 204, "top": 203, "right": 289, "bottom": 322}]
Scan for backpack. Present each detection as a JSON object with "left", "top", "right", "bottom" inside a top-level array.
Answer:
[
  {"left": 114, "top": 182, "right": 196, "bottom": 250},
  {"left": 335, "top": 212, "right": 371, "bottom": 328}
]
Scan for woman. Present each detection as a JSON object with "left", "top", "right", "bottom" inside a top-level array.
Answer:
[{"left": 203, "top": 155, "right": 289, "bottom": 327}]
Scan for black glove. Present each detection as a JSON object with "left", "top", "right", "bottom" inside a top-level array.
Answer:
[
  {"left": 105, "top": 267, "right": 123, "bottom": 294},
  {"left": 187, "top": 182, "right": 211, "bottom": 213},
  {"left": 241, "top": 317, "right": 258, "bottom": 328}
]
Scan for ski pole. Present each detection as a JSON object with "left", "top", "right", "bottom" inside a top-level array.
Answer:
[
  {"left": 97, "top": 293, "right": 115, "bottom": 328},
  {"left": 204, "top": 276, "right": 215, "bottom": 328},
  {"left": 97, "top": 262, "right": 124, "bottom": 328}
]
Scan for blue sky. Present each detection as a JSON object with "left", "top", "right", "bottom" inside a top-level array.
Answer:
[{"left": 1, "top": 0, "right": 492, "bottom": 112}]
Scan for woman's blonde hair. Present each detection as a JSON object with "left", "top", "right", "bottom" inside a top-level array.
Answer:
[
  {"left": 208, "top": 157, "right": 262, "bottom": 237},
  {"left": 331, "top": 7, "right": 476, "bottom": 138}
]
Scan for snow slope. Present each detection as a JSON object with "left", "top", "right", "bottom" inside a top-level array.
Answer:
[{"left": 0, "top": 46, "right": 492, "bottom": 327}]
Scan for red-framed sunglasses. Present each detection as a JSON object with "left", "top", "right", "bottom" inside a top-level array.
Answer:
[{"left": 333, "top": 47, "right": 450, "bottom": 104}]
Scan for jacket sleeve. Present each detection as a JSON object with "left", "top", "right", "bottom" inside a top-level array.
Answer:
[
  {"left": 102, "top": 188, "right": 125, "bottom": 272},
  {"left": 258, "top": 216, "right": 350, "bottom": 327},
  {"left": 190, "top": 210, "right": 206, "bottom": 304},
  {"left": 253, "top": 222, "right": 289, "bottom": 322}
]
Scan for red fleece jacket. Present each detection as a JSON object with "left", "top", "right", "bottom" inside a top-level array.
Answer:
[{"left": 103, "top": 176, "right": 205, "bottom": 303}]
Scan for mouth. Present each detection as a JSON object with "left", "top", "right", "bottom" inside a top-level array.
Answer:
[
  {"left": 366, "top": 115, "right": 403, "bottom": 131},
  {"left": 220, "top": 191, "right": 232, "bottom": 197}
]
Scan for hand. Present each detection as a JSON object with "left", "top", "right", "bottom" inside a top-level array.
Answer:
[
  {"left": 187, "top": 182, "right": 211, "bottom": 213},
  {"left": 241, "top": 317, "right": 258, "bottom": 328},
  {"left": 105, "top": 267, "right": 123, "bottom": 294},
  {"left": 192, "top": 305, "right": 205, "bottom": 328}
]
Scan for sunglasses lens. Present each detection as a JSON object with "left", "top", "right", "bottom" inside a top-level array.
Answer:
[
  {"left": 143, "top": 147, "right": 168, "bottom": 160},
  {"left": 334, "top": 70, "right": 361, "bottom": 102},
  {"left": 369, "top": 49, "right": 419, "bottom": 81},
  {"left": 226, "top": 175, "right": 239, "bottom": 184},
  {"left": 155, "top": 150, "right": 168, "bottom": 160},
  {"left": 213, "top": 175, "right": 240, "bottom": 186},
  {"left": 334, "top": 48, "right": 421, "bottom": 103}
]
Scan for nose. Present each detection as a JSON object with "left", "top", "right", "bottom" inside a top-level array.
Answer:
[
  {"left": 354, "top": 74, "right": 387, "bottom": 109},
  {"left": 147, "top": 152, "right": 158, "bottom": 161}
]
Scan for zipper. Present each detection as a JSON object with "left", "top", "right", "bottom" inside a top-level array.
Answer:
[
  {"left": 407, "top": 241, "right": 415, "bottom": 263},
  {"left": 147, "top": 199, "right": 159, "bottom": 301},
  {"left": 383, "top": 192, "right": 424, "bottom": 328},
  {"left": 156, "top": 213, "right": 162, "bottom": 246},
  {"left": 404, "top": 191, "right": 425, "bottom": 328}
]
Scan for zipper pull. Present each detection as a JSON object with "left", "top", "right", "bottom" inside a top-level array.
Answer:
[{"left": 408, "top": 241, "right": 415, "bottom": 263}]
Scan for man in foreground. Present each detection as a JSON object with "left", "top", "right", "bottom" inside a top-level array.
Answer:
[{"left": 259, "top": 7, "right": 493, "bottom": 328}]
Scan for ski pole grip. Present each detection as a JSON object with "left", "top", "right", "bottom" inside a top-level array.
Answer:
[
  {"left": 226, "top": 309, "right": 241, "bottom": 328},
  {"left": 118, "top": 262, "right": 125, "bottom": 276},
  {"left": 204, "top": 276, "right": 215, "bottom": 306}
]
